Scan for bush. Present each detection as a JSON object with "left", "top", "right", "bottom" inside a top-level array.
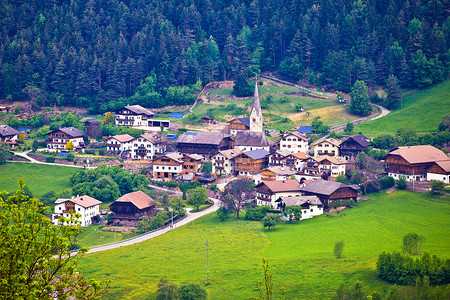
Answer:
[
  {"left": 334, "top": 240, "right": 345, "bottom": 259},
  {"left": 46, "top": 156, "right": 55, "bottom": 163},
  {"left": 328, "top": 199, "right": 356, "bottom": 209},
  {"left": 396, "top": 175, "right": 407, "bottom": 190},
  {"left": 245, "top": 205, "right": 270, "bottom": 221},
  {"left": 67, "top": 152, "right": 74, "bottom": 162},
  {"left": 378, "top": 176, "right": 395, "bottom": 190},
  {"left": 216, "top": 207, "right": 228, "bottom": 222}
]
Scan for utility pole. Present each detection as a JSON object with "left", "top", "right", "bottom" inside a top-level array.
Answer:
[{"left": 205, "top": 240, "right": 210, "bottom": 286}]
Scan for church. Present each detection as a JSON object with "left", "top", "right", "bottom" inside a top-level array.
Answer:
[{"left": 228, "top": 81, "right": 269, "bottom": 152}]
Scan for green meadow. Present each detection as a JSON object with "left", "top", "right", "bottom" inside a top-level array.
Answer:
[
  {"left": 0, "top": 162, "right": 78, "bottom": 198},
  {"left": 356, "top": 80, "right": 450, "bottom": 137},
  {"left": 77, "top": 191, "right": 450, "bottom": 299}
]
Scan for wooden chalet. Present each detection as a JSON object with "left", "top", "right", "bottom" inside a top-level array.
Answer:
[
  {"left": 339, "top": 135, "right": 371, "bottom": 159},
  {"left": 152, "top": 152, "right": 184, "bottom": 180},
  {"left": 200, "top": 116, "right": 216, "bottom": 124},
  {"left": 227, "top": 117, "right": 250, "bottom": 135},
  {"left": 384, "top": 145, "right": 450, "bottom": 182},
  {"left": 114, "top": 105, "right": 155, "bottom": 127},
  {"left": 109, "top": 191, "right": 157, "bottom": 225},
  {"left": 255, "top": 180, "right": 302, "bottom": 208},
  {"left": 254, "top": 166, "right": 298, "bottom": 185},
  {"left": 0, "top": 125, "right": 19, "bottom": 142},
  {"left": 176, "top": 132, "right": 233, "bottom": 156},
  {"left": 181, "top": 154, "right": 203, "bottom": 174},
  {"left": 427, "top": 160, "right": 450, "bottom": 183},
  {"left": 235, "top": 149, "right": 270, "bottom": 176},
  {"left": 300, "top": 179, "right": 359, "bottom": 207},
  {"left": 46, "top": 127, "right": 85, "bottom": 150}
]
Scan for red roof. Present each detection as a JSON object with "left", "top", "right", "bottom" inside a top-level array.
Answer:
[
  {"left": 388, "top": 145, "right": 449, "bottom": 164},
  {"left": 256, "top": 179, "right": 301, "bottom": 193},
  {"left": 114, "top": 191, "right": 156, "bottom": 209}
]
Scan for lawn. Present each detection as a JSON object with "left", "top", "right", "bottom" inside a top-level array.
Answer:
[
  {"left": 0, "top": 162, "right": 79, "bottom": 198},
  {"left": 356, "top": 80, "right": 450, "bottom": 137},
  {"left": 77, "top": 191, "right": 450, "bottom": 299},
  {"left": 76, "top": 225, "right": 134, "bottom": 248}
]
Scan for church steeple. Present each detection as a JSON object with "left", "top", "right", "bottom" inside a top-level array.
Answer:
[{"left": 249, "top": 79, "right": 263, "bottom": 132}]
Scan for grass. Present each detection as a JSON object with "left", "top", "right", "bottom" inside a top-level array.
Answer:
[
  {"left": 77, "top": 191, "right": 450, "bottom": 299},
  {"left": 356, "top": 80, "right": 450, "bottom": 137},
  {"left": 0, "top": 162, "right": 79, "bottom": 198},
  {"left": 76, "top": 225, "right": 134, "bottom": 248}
]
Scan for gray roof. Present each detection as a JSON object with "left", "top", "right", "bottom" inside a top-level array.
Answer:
[
  {"left": 177, "top": 132, "right": 231, "bottom": 145},
  {"left": 51, "top": 127, "right": 85, "bottom": 138},
  {"left": 300, "top": 179, "right": 359, "bottom": 196},
  {"left": 243, "top": 149, "right": 270, "bottom": 160},
  {"left": 276, "top": 195, "right": 322, "bottom": 206},
  {"left": 344, "top": 135, "right": 371, "bottom": 147},
  {"left": 235, "top": 131, "right": 269, "bottom": 147},
  {"left": 121, "top": 105, "right": 155, "bottom": 116},
  {"left": 237, "top": 117, "right": 250, "bottom": 127},
  {"left": 0, "top": 125, "right": 19, "bottom": 137},
  {"left": 251, "top": 81, "right": 262, "bottom": 116}
]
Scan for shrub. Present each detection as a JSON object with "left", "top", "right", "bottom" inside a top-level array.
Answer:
[
  {"left": 46, "top": 156, "right": 55, "bottom": 163},
  {"left": 67, "top": 152, "right": 74, "bottom": 162},
  {"left": 216, "top": 207, "right": 228, "bottom": 222},
  {"left": 379, "top": 176, "right": 395, "bottom": 190},
  {"left": 334, "top": 240, "right": 344, "bottom": 259},
  {"left": 396, "top": 175, "right": 407, "bottom": 190},
  {"left": 328, "top": 199, "right": 356, "bottom": 209},
  {"left": 245, "top": 205, "right": 270, "bottom": 221},
  {"left": 403, "top": 232, "right": 424, "bottom": 255}
]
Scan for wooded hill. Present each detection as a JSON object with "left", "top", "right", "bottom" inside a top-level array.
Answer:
[{"left": 1, "top": 0, "right": 448, "bottom": 111}]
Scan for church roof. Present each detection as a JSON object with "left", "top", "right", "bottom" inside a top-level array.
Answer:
[
  {"left": 251, "top": 81, "right": 262, "bottom": 116},
  {"left": 235, "top": 131, "right": 269, "bottom": 147}
]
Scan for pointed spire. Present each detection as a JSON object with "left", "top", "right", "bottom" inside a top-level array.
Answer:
[{"left": 251, "top": 79, "right": 261, "bottom": 116}]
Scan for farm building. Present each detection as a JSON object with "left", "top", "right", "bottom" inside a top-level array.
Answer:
[
  {"left": 235, "top": 149, "right": 270, "bottom": 177},
  {"left": 384, "top": 145, "right": 450, "bottom": 182},
  {"left": 275, "top": 195, "right": 323, "bottom": 219},
  {"left": 300, "top": 179, "right": 359, "bottom": 207},
  {"left": 339, "top": 135, "right": 371, "bottom": 159},
  {"left": 109, "top": 191, "right": 157, "bottom": 226},
  {"left": 255, "top": 179, "right": 302, "bottom": 208},
  {"left": 0, "top": 124, "right": 19, "bottom": 142},
  {"left": 176, "top": 131, "right": 234, "bottom": 156},
  {"left": 52, "top": 195, "right": 102, "bottom": 227},
  {"left": 427, "top": 161, "right": 450, "bottom": 183}
]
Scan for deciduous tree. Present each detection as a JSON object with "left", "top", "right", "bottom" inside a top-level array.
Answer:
[
  {"left": 220, "top": 179, "right": 254, "bottom": 219},
  {"left": 350, "top": 80, "right": 371, "bottom": 116},
  {"left": 261, "top": 213, "right": 281, "bottom": 231},
  {"left": 186, "top": 187, "right": 208, "bottom": 212}
]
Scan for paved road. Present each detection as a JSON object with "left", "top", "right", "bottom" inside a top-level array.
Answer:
[
  {"left": 371, "top": 104, "right": 391, "bottom": 120},
  {"left": 85, "top": 197, "right": 220, "bottom": 254}
]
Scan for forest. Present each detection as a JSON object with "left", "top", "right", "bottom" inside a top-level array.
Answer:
[{"left": 0, "top": 0, "right": 448, "bottom": 112}]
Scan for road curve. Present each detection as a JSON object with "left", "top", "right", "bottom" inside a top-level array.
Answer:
[{"left": 84, "top": 197, "right": 220, "bottom": 254}]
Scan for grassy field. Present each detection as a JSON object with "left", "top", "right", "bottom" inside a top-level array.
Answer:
[
  {"left": 0, "top": 162, "right": 79, "bottom": 198},
  {"left": 356, "top": 80, "right": 450, "bottom": 137},
  {"left": 76, "top": 225, "right": 135, "bottom": 248},
  {"left": 77, "top": 191, "right": 450, "bottom": 299}
]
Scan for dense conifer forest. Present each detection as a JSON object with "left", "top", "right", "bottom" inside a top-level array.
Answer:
[{"left": 0, "top": 0, "right": 448, "bottom": 112}]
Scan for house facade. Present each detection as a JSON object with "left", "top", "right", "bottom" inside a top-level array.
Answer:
[
  {"left": 315, "top": 156, "right": 347, "bottom": 177},
  {"left": 152, "top": 153, "right": 184, "bottom": 180},
  {"left": 234, "top": 131, "right": 270, "bottom": 152},
  {"left": 0, "top": 125, "right": 19, "bottom": 142},
  {"left": 130, "top": 134, "right": 167, "bottom": 160},
  {"left": 46, "top": 127, "right": 85, "bottom": 150},
  {"left": 254, "top": 166, "right": 298, "bottom": 185},
  {"left": 300, "top": 179, "right": 359, "bottom": 207},
  {"left": 109, "top": 191, "right": 157, "bottom": 226},
  {"left": 105, "top": 134, "right": 134, "bottom": 153},
  {"left": 235, "top": 149, "right": 270, "bottom": 176},
  {"left": 255, "top": 180, "right": 302, "bottom": 208},
  {"left": 314, "top": 138, "right": 341, "bottom": 156},
  {"left": 275, "top": 196, "right": 323, "bottom": 220},
  {"left": 278, "top": 132, "right": 310, "bottom": 153},
  {"left": 227, "top": 118, "right": 250, "bottom": 135},
  {"left": 114, "top": 105, "right": 155, "bottom": 127},
  {"left": 427, "top": 161, "right": 450, "bottom": 183},
  {"left": 52, "top": 195, "right": 102, "bottom": 227},
  {"left": 339, "top": 135, "right": 371, "bottom": 159},
  {"left": 385, "top": 145, "right": 450, "bottom": 182},
  {"left": 212, "top": 148, "right": 243, "bottom": 175}
]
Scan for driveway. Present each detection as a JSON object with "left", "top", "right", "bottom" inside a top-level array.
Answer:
[{"left": 13, "top": 150, "right": 94, "bottom": 169}]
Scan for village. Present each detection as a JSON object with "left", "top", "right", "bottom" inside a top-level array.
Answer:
[{"left": 1, "top": 81, "right": 449, "bottom": 231}]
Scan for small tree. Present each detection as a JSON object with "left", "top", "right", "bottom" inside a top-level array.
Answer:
[
  {"left": 344, "top": 122, "right": 354, "bottom": 134},
  {"left": 261, "top": 214, "right": 281, "bottom": 231},
  {"left": 169, "top": 197, "right": 186, "bottom": 217},
  {"left": 403, "top": 232, "right": 424, "bottom": 255},
  {"left": 430, "top": 180, "right": 445, "bottom": 195},
  {"left": 216, "top": 206, "right": 229, "bottom": 222},
  {"left": 179, "top": 283, "right": 207, "bottom": 300},
  {"left": 32, "top": 139, "right": 39, "bottom": 151},
  {"left": 350, "top": 80, "right": 371, "bottom": 116},
  {"left": 18, "top": 133, "right": 25, "bottom": 143},
  {"left": 284, "top": 206, "right": 302, "bottom": 221},
  {"left": 65, "top": 140, "right": 74, "bottom": 150},
  {"left": 233, "top": 74, "right": 253, "bottom": 97},
  {"left": 254, "top": 258, "right": 286, "bottom": 300},
  {"left": 396, "top": 175, "right": 407, "bottom": 190},
  {"left": 334, "top": 240, "right": 345, "bottom": 259},
  {"left": 104, "top": 112, "right": 114, "bottom": 125},
  {"left": 186, "top": 187, "right": 208, "bottom": 212},
  {"left": 67, "top": 152, "right": 75, "bottom": 162},
  {"left": 137, "top": 216, "right": 151, "bottom": 233}
]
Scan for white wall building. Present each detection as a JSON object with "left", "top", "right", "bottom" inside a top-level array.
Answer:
[
  {"left": 130, "top": 134, "right": 166, "bottom": 160},
  {"left": 105, "top": 134, "right": 134, "bottom": 152},
  {"left": 212, "top": 148, "right": 242, "bottom": 175},
  {"left": 316, "top": 156, "right": 347, "bottom": 177},
  {"left": 52, "top": 195, "right": 102, "bottom": 227},
  {"left": 115, "top": 105, "right": 155, "bottom": 127},
  {"left": 279, "top": 132, "right": 310, "bottom": 153},
  {"left": 426, "top": 161, "right": 450, "bottom": 184},
  {"left": 275, "top": 196, "right": 323, "bottom": 220},
  {"left": 46, "top": 127, "right": 85, "bottom": 150}
]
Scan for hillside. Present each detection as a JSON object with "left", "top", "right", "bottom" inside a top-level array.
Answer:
[
  {"left": 77, "top": 191, "right": 450, "bottom": 299},
  {"left": 356, "top": 80, "right": 450, "bottom": 137}
]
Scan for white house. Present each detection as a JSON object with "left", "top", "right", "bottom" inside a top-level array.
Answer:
[
  {"left": 275, "top": 195, "right": 323, "bottom": 220},
  {"left": 105, "top": 134, "right": 134, "bottom": 153},
  {"left": 427, "top": 161, "right": 450, "bottom": 184},
  {"left": 315, "top": 156, "right": 347, "bottom": 177},
  {"left": 152, "top": 152, "right": 184, "bottom": 180},
  {"left": 52, "top": 195, "right": 102, "bottom": 227},
  {"left": 212, "top": 148, "right": 243, "bottom": 175},
  {"left": 114, "top": 105, "right": 155, "bottom": 127},
  {"left": 254, "top": 180, "right": 302, "bottom": 208},
  {"left": 278, "top": 132, "right": 310, "bottom": 153},
  {"left": 130, "top": 133, "right": 167, "bottom": 160},
  {"left": 46, "top": 127, "right": 85, "bottom": 150}
]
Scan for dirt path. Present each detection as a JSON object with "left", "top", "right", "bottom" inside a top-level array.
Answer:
[{"left": 13, "top": 151, "right": 94, "bottom": 169}]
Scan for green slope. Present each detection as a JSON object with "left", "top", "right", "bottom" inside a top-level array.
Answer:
[
  {"left": 77, "top": 191, "right": 450, "bottom": 299},
  {"left": 357, "top": 80, "right": 450, "bottom": 137}
]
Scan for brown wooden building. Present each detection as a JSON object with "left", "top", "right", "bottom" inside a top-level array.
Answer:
[
  {"left": 181, "top": 154, "right": 203, "bottom": 174},
  {"left": 427, "top": 161, "right": 450, "bottom": 183},
  {"left": 235, "top": 149, "right": 270, "bottom": 176},
  {"left": 339, "top": 135, "right": 371, "bottom": 159},
  {"left": 176, "top": 132, "right": 233, "bottom": 156},
  {"left": 109, "top": 191, "right": 157, "bottom": 225},
  {"left": 385, "top": 145, "right": 450, "bottom": 182},
  {"left": 300, "top": 179, "right": 359, "bottom": 207},
  {"left": 152, "top": 152, "right": 203, "bottom": 180},
  {"left": 227, "top": 117, "right": 250, "bottom": 135},
  {"left": 255, "top": 180, "right": 302, "bottom": 207}
]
